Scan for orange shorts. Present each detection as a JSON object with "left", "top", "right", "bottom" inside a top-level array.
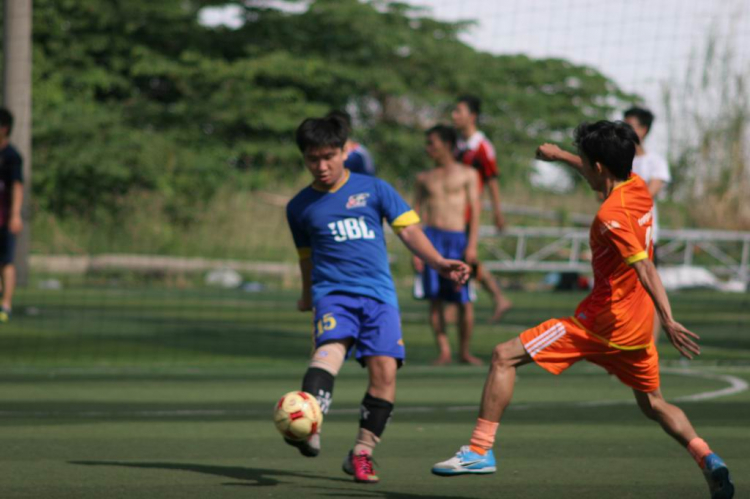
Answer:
[{"left": 519, "top": 317, "right": 660, "bottom": 392}]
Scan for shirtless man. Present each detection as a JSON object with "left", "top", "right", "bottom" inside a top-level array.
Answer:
[{"left": 414, "top": 125, "right": 482, "bottom": 365}]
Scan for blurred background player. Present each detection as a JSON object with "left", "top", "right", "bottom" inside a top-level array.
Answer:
[
  {"left": 536, "top": 105, "right": 671, "bottom": 341},
  {"left": 433, "top": 121, "right": 733, "bottom": 499},
  {"left": 413, "top": 125, "right": 482, "bottom": 366},
  {"left": 0, "top": 108, "right": 24, "bottom": 323},
  {"left": 286, "top": 115, "right": 470, "bottom": 483},
  {"left": 623, "top": 106, "right": 671, "bottom": 257},
  {"left": 451, "top": 95, "right": 512, "bottom": 322},
  {"left": 327, "top": 110, "right": 376, "bottom": 176}
]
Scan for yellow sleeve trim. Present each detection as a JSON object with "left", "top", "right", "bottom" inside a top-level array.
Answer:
[
  {"left": 297, "top": 247, "right": 311, "bottom": 259},
  {"left": 391, "top": 210, "right": 420, "bottom": 234},
  {"left": 624, "top": 251, "right": 648, "bottom": 265},
  {"left": 570, "top": 317, "right": 652, "bottom": 351}
]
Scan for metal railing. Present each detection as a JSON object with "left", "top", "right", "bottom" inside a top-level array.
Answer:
[
  {"left": 30, "top": 226, "right": 750, "bottom": 285},
  {"left": 480, "top": 226, "right": 750, "bottom": 283}
]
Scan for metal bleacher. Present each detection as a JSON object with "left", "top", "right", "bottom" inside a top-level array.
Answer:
[{"left": 480, "top": 224, "right": 750, "bottom": 284}]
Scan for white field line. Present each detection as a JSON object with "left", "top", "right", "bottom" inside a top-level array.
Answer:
[
  {"left": 577, "top": 368, "right": 749, "bottom": 408},
  {"left": 0, "top": 368, "right": 745, "bottom": 419},
  {"left": 667, "top": 368, "right": 749, "bottom": 402}
]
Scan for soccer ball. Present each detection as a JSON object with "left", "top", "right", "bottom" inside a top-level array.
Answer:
[{"left": 274, "top": 391, "right": 323, "bottom": 441}]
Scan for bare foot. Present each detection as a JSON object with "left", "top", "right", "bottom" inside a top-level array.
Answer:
[
  {"left": 459, "top": 354, "right": 483, "bottom": 366},
  {"left": 432, "top": 356, "right": 452, "bottom": 366},
  {"left": 490, "top": 298, "right": 513, "bottom": 323}
]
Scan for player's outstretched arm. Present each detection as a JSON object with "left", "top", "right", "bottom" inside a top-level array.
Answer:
[
  {"left": 535, "top": 143, "right": 584, "bottom": 175},
  {"left": 632, "top": 259, "right": 701, "bottom": 359},
  {"left": 397, "top": 224, "right": 471, "bottom": 285}
]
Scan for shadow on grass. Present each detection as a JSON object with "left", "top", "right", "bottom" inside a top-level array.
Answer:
[{"left": 69, "top": 461, "right": 475, "bottom": 498}]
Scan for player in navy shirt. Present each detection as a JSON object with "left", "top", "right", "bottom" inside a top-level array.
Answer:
[
  {"left": 285, "top": 115, "right": 470, "bottom": 483},
  {"left": 344, "top": 143, "right": 375, "bottom": 176},
  {"left": 326, "top": 110, "right": 376, "bottom": 176},
  {"left": 0, "top": 108, "right": 24, "bottom": 323}
]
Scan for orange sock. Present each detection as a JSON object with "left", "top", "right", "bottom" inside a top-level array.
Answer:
[
  {"left": 687, "top": 437, "right": 712, "bottom": 468},
  {"left": 469, "top": 418, "right": 498, "bottom": 455}
]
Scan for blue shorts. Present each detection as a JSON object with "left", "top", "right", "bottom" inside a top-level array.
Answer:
[
  {"left": 314, "top": 293, "right": 404, "bottom": 367},
  {"left": 421, "top": 227, "right": 471, "bottom": 304}
]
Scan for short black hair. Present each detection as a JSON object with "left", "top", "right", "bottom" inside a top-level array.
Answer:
[
  {"left": 426, "top": 124, "right": 458, "bottom": 149},
  {"left": 574, "top": 120, "right": 640, "bottom": 181},
  {"left": 326, "top": 110, "right": 352, "bottom": 134},
  {"left": 623, "top": 106, "right": 654, "bottom": 133},
  {"left": 457, "top": 94, "right": 481, "bottom": 116},
  {"left": 0, "top": 108, "right": 13, "bottom": 135},
  {"left": 295, "top": 116, "right": 348, "bottom": 153}
]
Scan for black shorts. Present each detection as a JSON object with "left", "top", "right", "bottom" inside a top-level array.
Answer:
[{"left": 0, "top": 228, "right": 17, "bottom": 265}]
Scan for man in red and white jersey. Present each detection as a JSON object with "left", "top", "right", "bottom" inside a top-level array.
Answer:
[{"left": 452, "top": 95, "right": 512, "bottom": 322}]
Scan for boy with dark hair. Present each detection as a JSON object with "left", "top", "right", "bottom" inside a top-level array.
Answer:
[
  {"left": 456, "top": 94, "right": 482, "bottom": 116},
  {"left": 538, "top": 106, "right": 671, "bottom": 340},
  {"left": 286, "top": 115, "right": 471, "bottom": 483},
  {"left": 623, "top": 106, "right": 671, "bottom": 246},
  {"left": 538, "top": 106, "right": 670, "bottom": 242},
  {"left": 0, "top": 108, "right": 24, "bottom": 323},
  {"left": 413, "top": 124, "right": 482, "bottom": 365},
  {"left": 432, "top": 121, "right": 733, "bottom": 499},
  {"left": 326, "top": 110, "right": 376, "bottom": 176},
  {"left": 623, "top": 106, "right": 654, "bottom": 130},
  {"left": 451, "top": 95, "right": 512, "bottom": 322},
  {"left": 424, "top": 124, "right": 458, "bottom": 148}
]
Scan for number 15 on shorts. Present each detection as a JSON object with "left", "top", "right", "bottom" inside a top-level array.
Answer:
[{"left": 316, "top": 313, "right": 337, "bottom": 337}]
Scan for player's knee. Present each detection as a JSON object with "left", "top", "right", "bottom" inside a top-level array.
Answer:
[
  {"left": 372, "top": 375, "right": 396, "bottom": 393},
  {"left": 491, "top": 342, "right": 514, "bottom": 369},
  {"left": 309, "top": 341, "right": 347, "bottom": 376},
  {"left": 368, "top": 357, "right": 397, "bottom": 389},
  {"left": 372, "top": 367, "right": 397, "bottom": 389}
]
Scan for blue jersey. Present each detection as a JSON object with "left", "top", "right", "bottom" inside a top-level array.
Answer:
[
  {"left": 286, "top": 171, "right": 419, "bottom": 308},
  {"left": 345, "top": 144, "right": 376, "bottom": 176}
]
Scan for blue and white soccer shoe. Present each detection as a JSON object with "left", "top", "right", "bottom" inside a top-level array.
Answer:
[
  {"left": 703, "top": 453, "right": 734, "bottom": 499},
  {"left": 431, "top": 445, "right": 496, "bottom": 476}
]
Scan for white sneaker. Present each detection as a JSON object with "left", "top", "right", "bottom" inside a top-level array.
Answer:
[{"left": 432, "top": 445, "right": 496, "bottom": 476}]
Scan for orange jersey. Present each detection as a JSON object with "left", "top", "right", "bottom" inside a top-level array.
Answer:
[{"left": 574, "top": 174, "right": 655, "bottom": 350}]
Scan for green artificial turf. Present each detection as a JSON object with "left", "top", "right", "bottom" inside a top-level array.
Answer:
[{"left": 0, "top": 286, "right": 747, "bottom": 498}]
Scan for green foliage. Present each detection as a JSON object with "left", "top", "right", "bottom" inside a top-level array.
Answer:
[{"left": 25, "top": 0, "right": 635, "bottom": 227}]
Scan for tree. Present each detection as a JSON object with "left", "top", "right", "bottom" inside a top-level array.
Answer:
[{"left": 25, "top": 0, "right": 636, "bottom": 223}]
